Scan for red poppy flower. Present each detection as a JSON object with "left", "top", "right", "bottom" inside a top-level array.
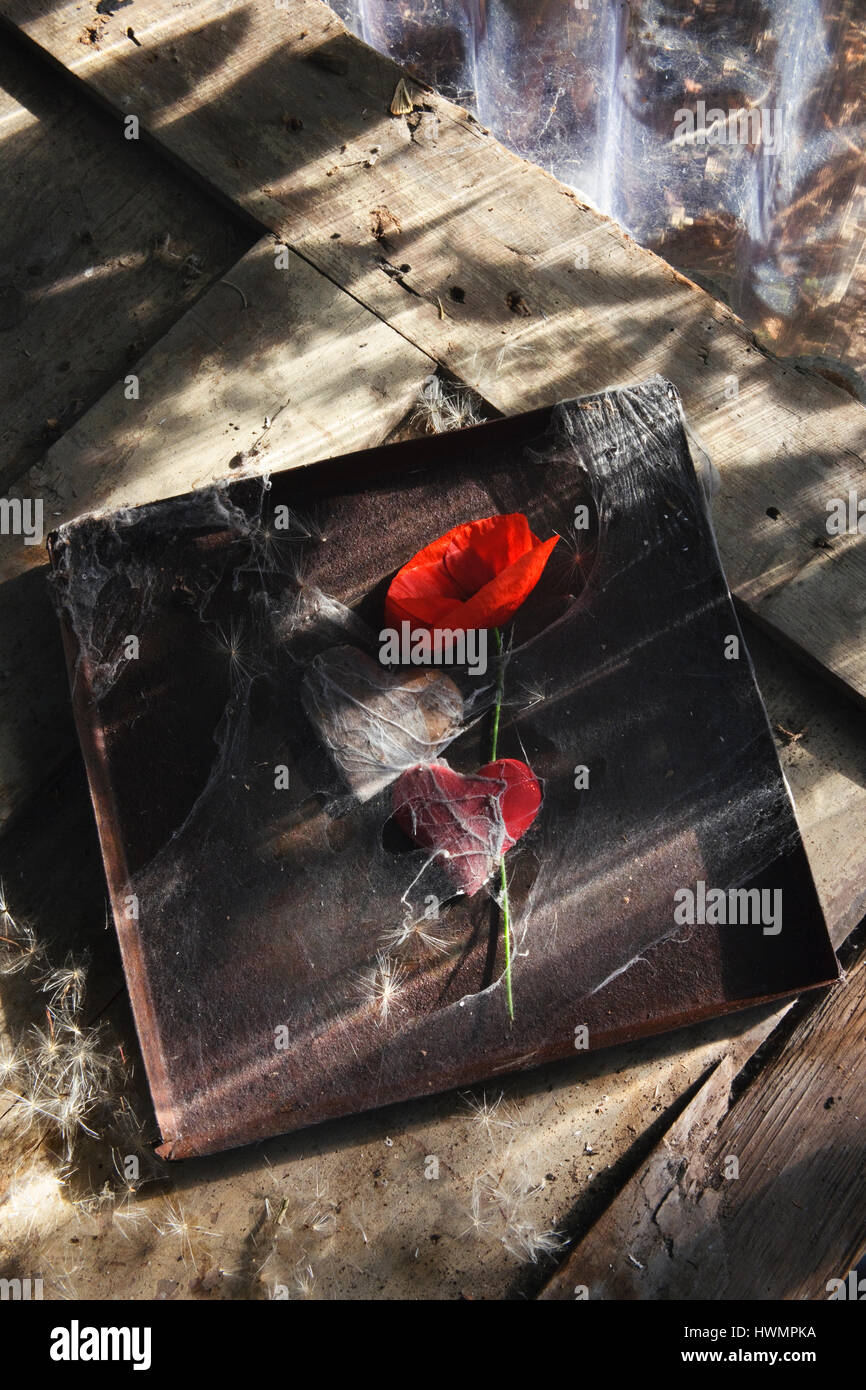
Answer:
[
  {"left": 392, "top": 758, "right": 542, "bottom": 896},
  {"left": 384, "top": 513, "right": 558, "bottom": 633}
]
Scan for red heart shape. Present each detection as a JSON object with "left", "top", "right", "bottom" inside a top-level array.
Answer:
[{"left": 392, "top": 758, "right": 542, "bottom": 897}]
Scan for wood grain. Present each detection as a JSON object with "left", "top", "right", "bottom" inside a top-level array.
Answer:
[
  {"left": 0, "top": 0, "right": 863, "bottom": 1300},
  {"left": 2, "top": 234, "right": 432, "bottom": 555},
  {"left": 2, "top": 0, "right": 864, "bottom": 701},
  {"left": 0, "top": 34, "right": 250, "bottom": 490},
  {"left": 0, "top": 234, "right": 432, "bottom": 826},
  {"left": 540, "top": 945, "right": 866, "bottom": 1300},
  {"left": 0, "top": 767, "right": 804, "bottom": 1301}
]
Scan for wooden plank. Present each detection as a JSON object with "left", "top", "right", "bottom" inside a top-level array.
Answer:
[
  {"left": 540, "top": 944, "right": 866, "bottom": 1300},
  {"left": 0, "top": 33, "right": 250, "bottom": 490},
  {"left": 0, "top": 847, "right": 847, "bottom": 1301},
  {"left": 745, "top": 621, "right": 866, "bottom": 942},
  {"left": 4, "top": 765, "right": 794, "bottom": 1300},
  {"left": 1, "top": 622, "right": 861, "bottom": 1295},
  {"left": 3, "top": 234, "right": 432, "bottom": 541},
  {"left": 0, "top": 5, "right": 860, "bottom": 1301},
  {"left": 0, "top": 602, "right": 860, "bottom": 1295},
  {"left": 0, "top": 772, "right": 795, "bottom": 1300},
  {"left": 1, "top": 0, "right": 864, "bottom": 703},
  {"left": 0, "top": 17, "right": 430, "bottom": 830},
  {"left": 1, "top": 537, "right": 859, "bottom": 1293},
  {"left": 0, "top": 233, "right": 433, "bottom": 827}
]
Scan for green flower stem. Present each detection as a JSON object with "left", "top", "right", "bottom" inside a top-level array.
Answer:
[
  {"left": 489, "top": 626, "right": 514, "bottom": 1021},
  {"left": 489, "top": 627, "right": 504, "bottom": 762},
  {"left": 500, "top": 858, "right": 514, "bottom": 1022}
]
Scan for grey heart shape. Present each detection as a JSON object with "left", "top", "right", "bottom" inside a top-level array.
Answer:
[{"left": 302, "top": 645, "right": 465, "bottom": 802}]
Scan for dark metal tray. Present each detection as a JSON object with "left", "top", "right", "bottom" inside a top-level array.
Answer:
[{"left": 49, "top": 377, "right": 837, "bottom": 1158}]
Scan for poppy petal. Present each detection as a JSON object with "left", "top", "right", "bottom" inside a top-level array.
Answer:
[
  {"left": 384, "top": 514, "right": 558, "bottom": 634},
  {"left": 444, "top": 535, "right": 559, "bottom": 630},
  {"left": 392, "top": 758, "right": 542, "bottom": 896},
  {"left": 477, "top": 758, "right": 543, "bottom": 849}
]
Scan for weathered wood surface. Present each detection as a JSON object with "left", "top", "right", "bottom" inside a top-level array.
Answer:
[
  {"left": 540, "top": 942, "right": 866, "bottom": 1300},
  {"left": 2, "top": 0, "right": 865, "bottom": 706},
  {"left": 0, "top": 235, "right": 432, "bottom": 828},
  {"left": 0, "top": 33, "right": 250, "bottom": 490},
  {"left": 0, "top": 1, "right": 863, "bottom": 1301},
  {"left": 3, "top": 234, "right": 432, "bottom": 549},
  {"left": 0, "top": 30, "right": 248, "bottom": 828},
  {"left": 1, "top": 0, "right": 864, "bottom": 829},
  {"left": 1, "top": 619, "right": 861, "bottom": 1299},
  {"left": 0, "top": 762, "right": 805, "bottom": 1301},
  {"left": 744, "top": 622, "right": 866, "bottom": 943}
]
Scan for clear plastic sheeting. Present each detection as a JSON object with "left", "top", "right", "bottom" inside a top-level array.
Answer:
[
  {"left": 50, "top": 379, "right": 835, "bottom": 1157},
  {"left": 301, "top": 645, "right": 468, "bottom": 802},
  {"left": 333, "top": 0, "right": 866, "bottom": 385}
]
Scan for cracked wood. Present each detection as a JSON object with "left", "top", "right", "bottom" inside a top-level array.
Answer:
[{"left": 1, "top": 0, "right": 865, "bottom": 702}]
